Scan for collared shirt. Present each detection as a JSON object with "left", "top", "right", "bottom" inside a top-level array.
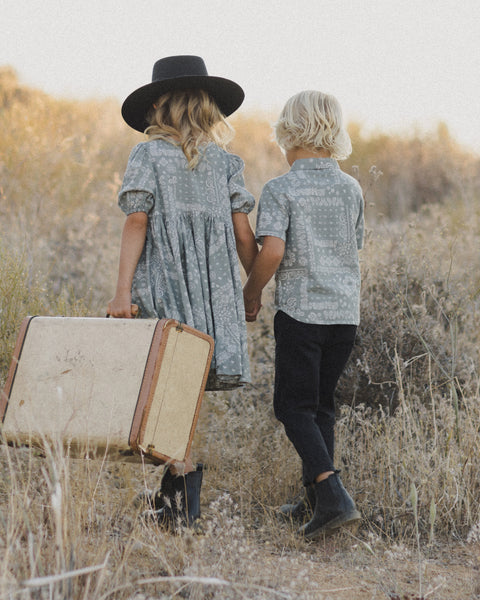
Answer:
[{"left": 255, "top": 157, "right": 364, "bottom": 325}]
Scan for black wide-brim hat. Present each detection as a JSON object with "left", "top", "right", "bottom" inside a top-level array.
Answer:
[{"left": 121, "top": 55, "right": 245, "bottom": 132}]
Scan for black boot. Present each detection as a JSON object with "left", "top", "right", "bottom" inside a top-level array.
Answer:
[
  {"left": 279, "top": 485, "right": 316, "bottom": 522},
  {"left": 154, "top": 464, "right": 204, "bottom": 531},
  {"left": 134, "top": 466, "right": 176, "bottom": 510},
  {"left": 298, "top": 471, "right": 360, "bottom": 539}
]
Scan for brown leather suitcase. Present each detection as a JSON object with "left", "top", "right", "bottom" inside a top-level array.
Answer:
[{"left": 0, "top": 316, "right": 214, "bottom": 463}]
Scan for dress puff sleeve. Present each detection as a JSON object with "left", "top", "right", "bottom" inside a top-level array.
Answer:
[
  {"left": 118, "top": 143, "right": 155, "bottom": 215},
  {"left": 227, "top": 153, "right": 255, "bottom": 214}
]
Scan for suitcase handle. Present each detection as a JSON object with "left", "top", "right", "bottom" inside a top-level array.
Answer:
[{"left": 106, "top": 304, "right": 140, "bottom": 318}]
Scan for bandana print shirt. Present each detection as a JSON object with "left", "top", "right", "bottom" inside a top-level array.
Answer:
[{"left": 255, "top": 158, "right": 364, "bottom": 325}]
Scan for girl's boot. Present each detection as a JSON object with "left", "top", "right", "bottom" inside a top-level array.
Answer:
[
  {"left": 134, "top": 466, "right": 176, "bottom": 510},
  {"left": 279, "top": 485, "right": 316, "bottom": 522},
  {"left": 155, "top": 464, "right": 204, "bottom": 531},
  {"left": 298, "top": 471, "right": 360, "bottom": 539}
]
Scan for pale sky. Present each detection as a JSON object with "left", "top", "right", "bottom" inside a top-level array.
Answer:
[{"left": 3, "top": 0, "right": 480, "bottom": 153}]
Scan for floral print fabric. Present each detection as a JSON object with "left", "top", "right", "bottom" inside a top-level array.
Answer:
[
  {"left": 255, "top": 158, "right": 364, "bottom": 325},
  {"left": 118, "top": 139, "right": 255, "bottom": 390}
]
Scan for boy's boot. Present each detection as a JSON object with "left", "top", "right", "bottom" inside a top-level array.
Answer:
[
  {"left": 279, "top": 485, "right": 316, "bottom": 522},
  {"left": 155, "top": 464, "right": 204, "bottom": 531},
  {"left": 298, "top": 471, "right": 361, "bottom": 539},
  {"left": 134, "top": 466, "right": 176, "bottom": 510}
]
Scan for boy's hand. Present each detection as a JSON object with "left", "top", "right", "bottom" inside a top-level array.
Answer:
[
  {"left": 244, "top": 293, "right": 262, "bottom": 322},
  {"left": 242, "top": 236, "right": 285, "bottom": 322}
]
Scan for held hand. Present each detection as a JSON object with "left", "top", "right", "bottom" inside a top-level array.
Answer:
[{"left": 243, "top": 293, "right": 262, "bottom": 322}]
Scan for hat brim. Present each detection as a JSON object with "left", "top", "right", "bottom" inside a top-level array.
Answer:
[{"left": 121, "top": 75, "right": 245, "bottom": 132}]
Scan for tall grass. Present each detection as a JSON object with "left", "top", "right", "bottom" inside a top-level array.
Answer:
[
  {"left": 1, "top": 67, "right": 480, "bottom": 599},
  {"left": 0, "top": 66, "right": 140, "bottom": 312}
]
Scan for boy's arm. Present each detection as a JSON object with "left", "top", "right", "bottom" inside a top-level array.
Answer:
[
  {"left": 232, "top": 212, "right": 258, "bottom": 275},
  {"left": 107, "top": 211, "right": 148, "bottom": 318},
  {"left": 243, "top": 236, "right": 285, "bottom": 321}
]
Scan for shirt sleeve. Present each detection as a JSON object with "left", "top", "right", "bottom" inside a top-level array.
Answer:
[
  {"left": 118, "top": 143, "right": 156, "bottom": 215},
  {"left": 227, "top": 153, "right": 255, "bottom": 214},
  {"left": 255, "top": 183, "right": 289, "bottom": 244},
  {"left": 355, "top": 184, "right": 365, "bottom": 250}
]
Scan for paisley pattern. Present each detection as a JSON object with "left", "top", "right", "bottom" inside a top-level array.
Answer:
[
  {"left": 118, "top": 139, "right": 255, "bottom": 390},
  {"left": 255, "top": 158, "right": 364, "bottom": 325}
]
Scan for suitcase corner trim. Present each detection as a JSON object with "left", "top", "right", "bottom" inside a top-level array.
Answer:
[
  {"left": 1, "top": 316, "right": 35, "bottom": 423},
  {"left": 128, "top": 320, "right": 214, "bottom": 463}
]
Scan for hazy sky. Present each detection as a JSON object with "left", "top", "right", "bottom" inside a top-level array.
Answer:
[{"left": 3, "top": 0, "right": 480, "bottom": 152}]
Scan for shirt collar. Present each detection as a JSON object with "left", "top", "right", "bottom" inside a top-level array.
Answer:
[{"left": 290, "top": 157, "right": 339, "bottom": 171}]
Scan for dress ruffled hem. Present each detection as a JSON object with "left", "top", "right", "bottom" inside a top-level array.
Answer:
[{"left": 205, "top": 370, "right": 247, "bottom": 391}]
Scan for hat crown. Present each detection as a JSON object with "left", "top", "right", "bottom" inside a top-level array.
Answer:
[
  {"left": 122, "top": 55, "right": 244, "bottom": 132},
  {"left": 152, "top": 55, "right": 208, "bottom": 83}
]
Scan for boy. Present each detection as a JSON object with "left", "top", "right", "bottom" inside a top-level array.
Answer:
[{"left": 243, "top": 90, "right": 364, "bottom": 539}]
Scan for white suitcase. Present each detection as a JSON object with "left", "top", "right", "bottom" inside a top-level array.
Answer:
[{"left": 0, "top": 316, "right": 214, "bottom": 463}]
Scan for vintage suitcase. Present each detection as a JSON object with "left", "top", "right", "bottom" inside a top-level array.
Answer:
[{"left": 0, "top": 316, "right": 214, "bottom": 463}]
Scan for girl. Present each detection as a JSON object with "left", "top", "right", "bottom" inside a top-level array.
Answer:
[
  {"left": 243, "top": 90, "right": 363, "bottom": 539},
  {"left": 108, "top": 55, "right": 257, "bottom": 530}
]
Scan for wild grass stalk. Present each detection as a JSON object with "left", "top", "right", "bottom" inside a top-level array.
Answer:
[{"left": 410, "top": 482, "right": 423, "bottom": 598}]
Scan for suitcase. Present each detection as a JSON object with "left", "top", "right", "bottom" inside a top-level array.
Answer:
[{"left": 0, "top": 316, "right": 214, "bottom": 463}]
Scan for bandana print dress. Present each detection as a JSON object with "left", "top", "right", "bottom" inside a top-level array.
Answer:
[{"left": 118, "top": 139, "right": 255, "bottom": 390}]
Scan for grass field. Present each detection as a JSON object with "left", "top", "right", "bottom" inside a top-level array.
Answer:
[{"left": 1, "top": 67, "right": 479, "bottom": 599}]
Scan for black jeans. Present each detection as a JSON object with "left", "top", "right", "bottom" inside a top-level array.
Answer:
[{"left": 273, "top": 310, "right": 357, "bottom": 486}]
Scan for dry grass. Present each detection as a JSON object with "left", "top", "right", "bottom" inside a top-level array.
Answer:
[{"left": 1, "top": 67, "right": 480, "bottom": 599}]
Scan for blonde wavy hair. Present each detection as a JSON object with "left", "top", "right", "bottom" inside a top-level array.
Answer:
[
  {"left": 145, "top": 89, "right": 234, "bottom": 168},
  {"left": 274, "top": 90, "right": 352, "bottom": 160}
]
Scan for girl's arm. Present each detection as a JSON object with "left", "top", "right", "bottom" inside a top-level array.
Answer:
[
  {"left": 107, "top": 211, "right": 148, "bottom": 318},
  {"left": 243, "top": 235, "right": 285, "bottom": 322},
  {"left": 232, "top": 212, "right": 258, "bottom": 276}
]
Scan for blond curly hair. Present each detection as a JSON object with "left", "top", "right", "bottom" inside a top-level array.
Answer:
[
  {"left": 145, "top": 89, "right": 234, "bottom": 168},
  {"left": 274, "top": 90, "right": 352, "bottom": 160}
]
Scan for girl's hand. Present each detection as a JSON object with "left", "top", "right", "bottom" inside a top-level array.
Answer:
[
  {"left": 109, "top": 212, "right": 147, "bottom": 318},
  {"left": 107, "top": 293, "right": 136, "bottom": 318}
]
